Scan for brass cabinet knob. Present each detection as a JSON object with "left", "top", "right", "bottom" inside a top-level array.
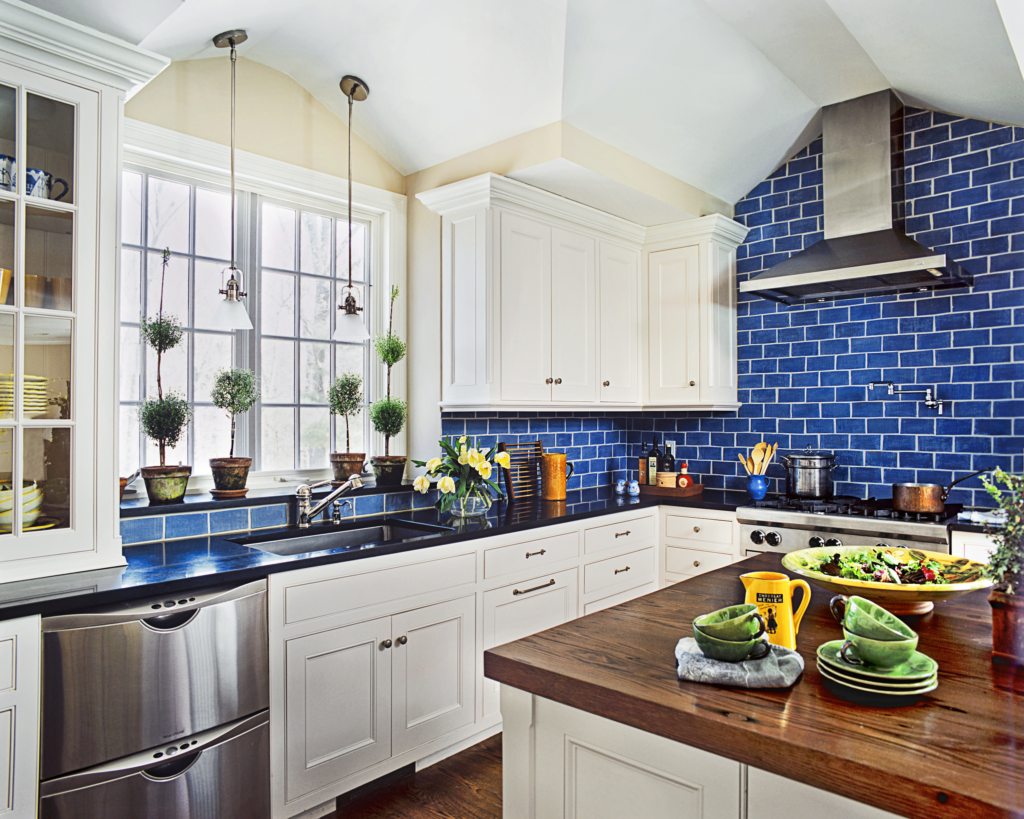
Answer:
[
  {"left": 693, "top": 560, "right": 700, "bottom": 567},
  {"left": 545, "top": 377, "right": 553, "bottom": 384},
  {"left": 381, "top": 639, "right": 393, "bottom": 649},
  {"left": 554, "top": 378, "right": 562, "bottom": 385},
  {"left": 603, "top": 380, "right": 610, "bottom": 387},
  {"left": 689, "top": 380, "right": 696, "bottom": 386},
  {"left": 693, "top": 526, "right": 700, "bottom": 533},
  {"left": 397, "top": 635, "right": 408, "bottom": 646}
]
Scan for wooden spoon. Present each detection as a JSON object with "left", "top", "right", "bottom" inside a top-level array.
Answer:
[
  {"left": 751, "top": 448, "right": 764, "bottom": 475},
  {"left": 747, "top": 455, "right": 756, "bottom": 475},
  {"left": 738, "top": 453, "right": 750, "bottom": 474},
  {"left": 761, "top": 444, "right": 776, "bottom": 473}
]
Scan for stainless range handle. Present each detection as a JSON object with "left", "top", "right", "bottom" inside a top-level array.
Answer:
[
  {"left": 43, "top": 579, "right": 267, "bottom": 631},
  {"left": 40, "top": 711, "right": 268, "bottom": 798}
]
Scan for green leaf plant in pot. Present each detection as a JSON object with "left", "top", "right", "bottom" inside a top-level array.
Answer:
[
  {"left": 329, "top": 371, "right": 365, "bottom": 484},
  {"left": 981, "top": 468, "right": 1024, "bottom": 665},
  {"left": 209, "top": 367, "right": 260, "bottom": 498},
  {"left": 369, "top": 286, "right": 408, "bottom": 487},
  {"left": 137, "top": 248, "right": 194, "bottom": 504}
]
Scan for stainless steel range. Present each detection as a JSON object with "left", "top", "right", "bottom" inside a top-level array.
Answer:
[{"left": 736, "top": 496, "right": 959, "bottom": 558}]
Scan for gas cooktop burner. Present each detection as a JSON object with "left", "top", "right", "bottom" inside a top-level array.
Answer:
[{"left": 749, "top": 496, "right": 961, "bottom": 525}]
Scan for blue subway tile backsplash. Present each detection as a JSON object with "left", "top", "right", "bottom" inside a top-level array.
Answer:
[
  {"left": 250, "top": 505, "right": 289, "bottom": 530},
  {"left": 163, "top": 512, "right": 209, "bottom": 540}
]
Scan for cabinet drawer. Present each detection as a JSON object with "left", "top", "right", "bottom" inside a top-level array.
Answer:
[
  {"left": 665, "top": 545, "right": 734, "bottom": 577},
  {"left": 664, "top": 514, "right": 732, "bottom": 549},
  {"left": 584, "top": 581, "right": 657, "bottom": 616},
  {"left": 484, "top": 530, "right": 579, "bottom": 579},
  {"left": 584, "top": 514, "right": 654, "bottom": 554},
  {"left": 584, "top": 547, "right": 654, "bottom": 595},
  {"left": 284, "top": 551, "right": 476, "bottom": 624}
]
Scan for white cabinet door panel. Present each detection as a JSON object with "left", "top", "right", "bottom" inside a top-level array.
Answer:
[
  {"left": 551, "top": 228, "right": 596, "bottom": 403},
  {"left": 747, "top": 766, "right": 901, "bottom": 819},
  {"left": 500, "top": 212, "right": 551, "bottom": 402},
  {"left": 482, "top": 568, "right": 578, "bottom": 716},
  {"left": 0, "top": 615, "right": 39, "bottom": 819},
  {"left": 285, "top": 617, "right": 392, "bottom": 802},
  {"left": 599, "top": 242, "right": 639, "bottom": 403},
  {"left": 648, "top": 246, "right": 700, "bottom": 404},
  {"left": 392, "top": 596, "right": 475, "bottom": 757}
]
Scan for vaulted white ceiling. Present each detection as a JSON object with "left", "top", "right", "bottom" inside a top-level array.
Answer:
[{"left": 33, "top": 0, "right": 1024, "bottom": 204}]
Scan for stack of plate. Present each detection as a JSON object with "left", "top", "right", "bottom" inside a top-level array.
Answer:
[
  {"left": 0, "top": 374, "right": 52, "bottom": 417},
  {"left": 816, "top": 640, "right": 938, "bottom": 697}
]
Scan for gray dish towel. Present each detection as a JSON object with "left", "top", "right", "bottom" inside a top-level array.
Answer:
[{"left": 674, "top": 637, "right": 804, "bottom": 688}]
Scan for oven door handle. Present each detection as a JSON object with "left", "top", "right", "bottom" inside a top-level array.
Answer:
[{"left": 39, "top": 711, "right": 268, "bottom": 798}]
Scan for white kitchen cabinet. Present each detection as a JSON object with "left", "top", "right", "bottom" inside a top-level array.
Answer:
[
  {"left": 391, "top": 595, "right": 475, "bottom": 756},
  {"left": 0, "top": 614, "right": 40, "bottom": 819},
  {"left": 599, "top": 241, "right": 639, "bottom": 403},
  {"left": 0, "top": 3, "right": 166, "bottom": 582},
  {"left": 746, "top": 766, "right": 901, "bottom": 819},
  {"left": 950, "top": 530, "right": 995, "bottom": 563},
  {"left": 660, "top": 508, "right": 741, "bottom": 587},
  {"left": 419, "top": 174, "right": 745, "bottom": 411}
]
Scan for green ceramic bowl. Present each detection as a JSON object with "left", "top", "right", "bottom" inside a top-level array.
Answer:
[
  {"left": 833, "top": 595, "right": 917, "bottom": 642},
  {"left": 693, "top": 623, "right": 771, "bottom": 663},
  {"left": 841, "top": 626, "right": 918, "bottom": 668},
  {"left": 693, "top": 604, "right": 766, "bottom": 641}
]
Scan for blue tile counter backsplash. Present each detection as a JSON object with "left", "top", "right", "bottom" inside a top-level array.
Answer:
[{"left": 442, "top": 107, "right": 1023, "bottom": 509}]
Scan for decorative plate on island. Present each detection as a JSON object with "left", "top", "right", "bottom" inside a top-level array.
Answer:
[{"left": 781, "top": 545, "right": 992, "bottom": 614}]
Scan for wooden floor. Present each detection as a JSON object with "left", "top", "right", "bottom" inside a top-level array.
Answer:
[{"left": 330, "top": 735, "right": 503, "bottom": 819}]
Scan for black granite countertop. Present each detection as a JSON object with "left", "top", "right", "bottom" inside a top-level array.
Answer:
[{"left": 0, "top": 486, "right": 749, "bottom": 620}]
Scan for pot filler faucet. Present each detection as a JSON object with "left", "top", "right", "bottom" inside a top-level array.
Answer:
[
  {"left": 295, "top": 476, "right": 364, "bottom": 528},
  {"left": 869, "top": 381, "right": 945, "bottom": 415}
]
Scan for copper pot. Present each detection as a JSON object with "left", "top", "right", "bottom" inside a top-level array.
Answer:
[{"left": 891, "top": 468, "right": 989, "bottom": 514}]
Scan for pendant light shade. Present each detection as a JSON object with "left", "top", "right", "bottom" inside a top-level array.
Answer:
[
  {"left": 212, "top": 29, "right": 251, "bottom": 331},
  {"left": 333, "top": 75, "right": 370, "bottom": 342}
]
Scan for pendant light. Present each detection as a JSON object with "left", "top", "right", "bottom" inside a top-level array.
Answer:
[
  {"left": 210, "top": 29, "right": 254, "bottom": 331},
  {"left": 333, "top": 75, "right": 371, "bottom": 343}
]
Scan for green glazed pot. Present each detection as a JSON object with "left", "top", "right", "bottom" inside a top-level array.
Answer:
[
  {"left": 141, "top": 465, "right": 191, "bottom": 505},
  {"left": 372, "top": 456, "right": 406, "bottom": 487},
  {"left": 694, "top": 604, "right": 766, "bottom": 641}
]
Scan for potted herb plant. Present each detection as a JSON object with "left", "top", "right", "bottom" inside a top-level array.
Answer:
[
  {"left": 412, "top": 435, "right": 509, "bottom": 517},
  {"left": 138, "top": 248, "right": 193, "bottom": 504},
  {"left": 369, "top": 286, "right": 408, "bottom": 486},
  {"left": 982, "top": 468, "right": 1024, "bottom": 664},
  {"left": 209, "top": 367, "right": 260, "bottom": 498},
  {"left": 329, "top": 371, "right": 365, "bottom": 483}
]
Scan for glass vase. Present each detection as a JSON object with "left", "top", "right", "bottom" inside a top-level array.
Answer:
[{"left": 450, "top": 493, "right": 488, "bottom": 518}]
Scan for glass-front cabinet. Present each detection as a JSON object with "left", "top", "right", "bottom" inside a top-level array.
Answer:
[{"left": 0, "top": 4, "right": 167, "bottom": 583}]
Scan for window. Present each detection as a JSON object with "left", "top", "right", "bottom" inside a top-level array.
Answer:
[{"left": 119, "top": 168, "right": 372, "bottom": 479}]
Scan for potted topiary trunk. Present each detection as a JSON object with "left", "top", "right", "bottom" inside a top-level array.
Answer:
[
  {"left": 210, "top": 367, "right": 260, "bottom": 498},
  {"left": 329, "top": 371, "right": 365, "bottom": 483},
  {"left": 982, "top": 468, "right": 1024, "bottom": 664},
  {"left": 138, "top": 249, "right": 194, "bottom": 504},
  {"left": 369, "top": 286, "right": 408, "bottom": 487}
]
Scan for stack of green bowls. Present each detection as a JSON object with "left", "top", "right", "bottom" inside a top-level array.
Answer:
[{"left": 692, "top": 604, "right": 770, "bottom": 663}]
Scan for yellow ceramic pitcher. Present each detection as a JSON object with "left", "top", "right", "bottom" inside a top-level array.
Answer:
[{"left": 740, "top": 571, "right": 811, "bottom": 650}]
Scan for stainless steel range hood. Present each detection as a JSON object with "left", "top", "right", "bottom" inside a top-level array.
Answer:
[{"left": 740, "top": 90, "right": 972, "bottom": 305}]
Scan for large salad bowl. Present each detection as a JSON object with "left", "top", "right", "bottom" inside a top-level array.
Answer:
[{"left": 781, "top": 545, "right": 992, "bottom": 615}]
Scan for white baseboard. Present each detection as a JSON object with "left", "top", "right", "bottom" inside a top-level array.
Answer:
[{"left": 415, "top": 721, "right": 502, "bottom": 771}]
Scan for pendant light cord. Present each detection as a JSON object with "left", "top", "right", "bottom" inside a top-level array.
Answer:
[
  {"left": 348, "top": 89, "right": 353, "bottom": 290},
  {"left": 230, "top": 42, "right": 237, "bottom": 273}
]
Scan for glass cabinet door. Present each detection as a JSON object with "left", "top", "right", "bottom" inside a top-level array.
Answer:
[{"left": 0, "top": 64, "right": 97, "bottom": 557}]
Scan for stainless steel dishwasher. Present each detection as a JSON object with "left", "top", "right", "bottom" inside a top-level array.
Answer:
[{"left": 39, "top": 579, "right": 269, "bottom": 818}]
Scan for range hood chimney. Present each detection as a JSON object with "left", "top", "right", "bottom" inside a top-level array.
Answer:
[{"left": 740, "top": 90, "right": 972, "bottom": 305}]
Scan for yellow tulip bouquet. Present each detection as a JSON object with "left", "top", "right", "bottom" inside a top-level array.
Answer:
[{"left": 412, "top": 436, "right": 510, "bottom": 516}]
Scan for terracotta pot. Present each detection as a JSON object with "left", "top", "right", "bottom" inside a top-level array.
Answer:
[
  {"left": 119, "top": 477, "right": 127, "bottom": 502},
  {"left": 330, "top": 452, "right": 366, "bottom": 483},
  {"left": 141, "top": 465, "right": 191, "bottom": 505},
  {"left": 371, "top": 455, "right": 407, "bottom": 487},
  {"left": 989, "top": 588, "right": 1024, "bottom": 665},
  {"left": 209, "top": 457, "right": 252, "bottom": 499}
]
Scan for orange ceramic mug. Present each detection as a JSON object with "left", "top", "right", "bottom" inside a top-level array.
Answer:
[{"left": 540, "top": 453, "right": 574, "bottom": 501}]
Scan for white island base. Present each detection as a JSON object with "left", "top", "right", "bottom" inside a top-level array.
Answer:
[{"left": 500, "top": 685, "right": 901, "bottom": 819}]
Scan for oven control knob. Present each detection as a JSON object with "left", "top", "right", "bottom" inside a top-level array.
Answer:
[
  {"left": 825, "top": 537, "right": 843, "bottom": 548},
  {"left": 876, "top": 542, "right": 890, "bottom": 550},
  {"left": 809, "top": 536, "right": 824, "bottom": 549},
  {"left": 765, "top": 531, "right": 782, "bottom": 547},
  {"left": 750, "top": 530, "right": 766, "bottom": 545}
]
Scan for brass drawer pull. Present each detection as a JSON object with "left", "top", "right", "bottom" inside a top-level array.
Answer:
[
  {"left": 525, "top": 549, "right": 547, "bottom": 558},
  {"left": 397, "top": 635, "right": 408, "bottom": 645},
  {"left": 513, "top": 579, "right": 556, "bottom": 596},
  {"left": 614, "top": 566, "right": 630, "bottom": 575},
  {"left": 693, "top": 526, "right": 700, "bottom": 533},
  {"left": 614, "top": 530, "right": 631, "bottom": 538}
]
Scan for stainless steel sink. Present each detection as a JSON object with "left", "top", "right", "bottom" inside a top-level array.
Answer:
[{"left": 230, "top": 520, "right": 452, "bottom": 557}]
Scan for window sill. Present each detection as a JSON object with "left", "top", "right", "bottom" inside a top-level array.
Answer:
[{"left": 120, "top": 482, "right": 413, "bottom": 518}]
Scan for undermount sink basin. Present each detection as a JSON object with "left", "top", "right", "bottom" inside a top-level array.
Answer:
[{"left": 230, "top": 520, "right": 453, "bottom": 557}]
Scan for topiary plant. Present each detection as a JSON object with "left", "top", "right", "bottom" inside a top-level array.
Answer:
[
  {"left": 211, "top": 368, "right": 260, "bottom": 459},
  {"left": 982, "top": 468, "right": 1024, "bottom": 594},
  {"left": 329, "top": 371, "right": 363, "bottom": 453},
  {"left": 370, "top": 286, "right": 407, "bottom": 456}
]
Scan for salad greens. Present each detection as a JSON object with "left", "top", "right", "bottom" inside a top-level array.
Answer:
[{"left": 814, "top": 550, "right": 947, "bottom": 585}]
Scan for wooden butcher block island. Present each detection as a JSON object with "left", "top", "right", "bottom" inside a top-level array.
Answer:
[{"left": 484, "top": 553, "right": 1024, "bottom": 819}]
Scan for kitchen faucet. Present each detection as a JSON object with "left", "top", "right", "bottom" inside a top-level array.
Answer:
[
  {"left": 295, "top": 476, "right": 363, "bottom": 528},
  {"left": 869, "top": 381, "right": 945, "bottom": 415}
]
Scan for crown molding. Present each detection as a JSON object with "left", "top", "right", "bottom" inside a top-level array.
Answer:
[
  {"left": 418, "top": 172, "right": 647, "bottom": 245},
  {"left": 0, "top": 0, "right": 168, "bottom": 93},
  {"left": 643, "top": 213, "right": 749, "bottom": 250}
]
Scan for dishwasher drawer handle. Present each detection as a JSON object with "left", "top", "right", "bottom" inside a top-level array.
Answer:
[
  {"left": 513, "top": 579, "right": 556, "bottom": 596},
  {"left": 525, "top": 549, "right": 547, "bottom": 558},
  {"left": 614, "top": 566, "right": 630, "bottom": 575},
  {"left": 141, "top": 750, "right": 202, "bottom": 781},
  {"left": 141, "top": 609, "right": 199, "bottom": 631},
  {"left": 614, "top": 530, "right": 631, "bottom": 538}
]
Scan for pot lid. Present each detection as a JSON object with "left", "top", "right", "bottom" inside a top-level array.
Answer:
[{"left": 784, "top": 446, "right": 836, "bottom": 465}]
